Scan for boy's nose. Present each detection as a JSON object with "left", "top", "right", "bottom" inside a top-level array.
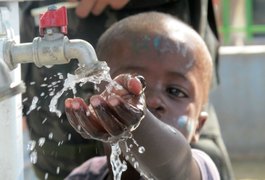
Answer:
[{"left": 146, "top": 92, "right": 165, "bottom": 118}]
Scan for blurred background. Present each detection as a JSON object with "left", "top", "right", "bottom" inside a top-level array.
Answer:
[{"left": 211, "top": 0, "right": 265, "bottom": 179}]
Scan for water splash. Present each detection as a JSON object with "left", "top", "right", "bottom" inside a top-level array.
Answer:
[
  {"left": 26, "top": 96, "right": 39, "bottom": 115},
  {"left": 56, "top": 166, "right": 60, "bottom": 174},
  {"left": 38, "top": 137, "right": 45, "bottom": 147},
  {"left": 138, "top": 146, "right": 145, "bottom": 154},
  {"left": 110, "top": 142, "right": 127, "bottom": 180},
  {"left": 26, "top": 60, "right": 146, "bottom": 179},
  {"left": 30, "top": 150, "right": 37, "bottom": 164},
  {"left": 44, "top": 173, "right": 49, "bottom": 180},
  {"left": 27, "top": 140, "right": 36, "bottom": 151},
  {"left": 49, "top": 61, "right": 111, "bottom": 117}
]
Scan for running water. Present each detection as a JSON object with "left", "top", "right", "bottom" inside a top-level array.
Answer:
[
  {"left": 26, "top": 60, "right": 147, "bottom": 180},
  {"left": 48, "top": 61, "right": 145, "bottom": 180},
  {"left": 49, "top": 61, "right": 112, "bottom": 117},
  {"left": 110, "top": 143, "right": 128, "bottom": 180}
]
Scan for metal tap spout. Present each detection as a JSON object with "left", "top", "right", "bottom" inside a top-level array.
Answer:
[
  {"left": 3, "top": 6, "right": 99, "bottom": 70},
  {"left": 4, "top": 32, "right": 98, "bottom": 70}
]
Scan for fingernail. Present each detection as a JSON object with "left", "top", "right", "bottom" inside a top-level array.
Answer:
[
  {"left": 108, "top": 96, "right": 119, "bottom": 106},
  {"left": 65, "top": 99, "right": 72, "bottom": 108},
  {"left": 72, "top": 100, "right": 80, "bottom": 109},
  {"left": 90, "top": 97, "right": 101, "bottom": 107},
  {"left": 136, "top": 75, "right": 146, "bottom": 92}
]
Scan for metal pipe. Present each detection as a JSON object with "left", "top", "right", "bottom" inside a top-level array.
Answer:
[
  {"left": 0, "top": 2, "right": 24, "bottom": 180},
  {"left": 4, "top": 32, "right": 98, "bottom": 70},
  {"left": 65, "top": 39, "right": 98, "bottom": 67}
]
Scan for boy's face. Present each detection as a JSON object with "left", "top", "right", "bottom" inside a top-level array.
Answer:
[{"left": 104, "top": 33, "right": 208, "bottom": 143}]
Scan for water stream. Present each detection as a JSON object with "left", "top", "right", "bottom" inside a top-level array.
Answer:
[
  {"left": 26, "top": 61, "right": 148, "bottom": 180},
  {"left": 50, "top": 61, "right": 128, "bottom": 180},
  {"left": 49, "top": 61, "right": 112, "bottom": 117}
]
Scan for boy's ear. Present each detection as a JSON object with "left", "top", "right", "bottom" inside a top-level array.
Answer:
[{"left": 191, "top": 111, "right": 208, "bottom": 143}]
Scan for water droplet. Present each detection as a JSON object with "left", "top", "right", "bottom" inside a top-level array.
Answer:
[
  {"left": 27, "top": 140, "right": 36, "bottom": 151},
  {"left": 44, "top": 173, "right": 49, "bottom": 180},
  {"left": 134, "top": 162, "right": 139, "bottom": 169},
  {"left": 68, "top": 133, "right": 72, "bottom": 140},
  {"left": 86, "top": 110, "right": 90, "bottom": 116},
  {"left": 42, "top": 118, "right": 47, "bottom": 124},
  {"left": 40, "top": 84, "right": 47, "bottom": 87},
  {"left": 58, "top": 74, "right": 64, "bottom": 79},
  {"left": 77, "top": 125, "right": 82, "bottom": 131},
  {"left": 48, "top": 132, "right": 53, "bottom": 139},
  {"left": 38, "top": 137, "right": 45, "bottom": 147},
  {"left": 56, "top": 166, "right": 60, "bottom": 174},
  {"left": 22, "top": 97, "right": 28, "bottom": 102},
  {"left": 30, "top": 150, "right": 37, "bottom": 164},
  {"left": 26, "top": 96, "right": 39, "bottom": 115},
  {"left": 138, "top": 146, "right": 145, "bottom": 154}
]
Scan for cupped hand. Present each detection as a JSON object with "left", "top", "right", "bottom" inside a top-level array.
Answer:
[
  {"left": 65, "top": 74, "right": 146, "bottom": 143},
  {"left": 68, "top": 0, "right": 130, "bottom": 18}
]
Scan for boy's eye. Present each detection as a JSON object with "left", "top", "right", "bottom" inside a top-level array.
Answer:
[{"left": 166, "top": 87, "right": 187, "bottom": 98}]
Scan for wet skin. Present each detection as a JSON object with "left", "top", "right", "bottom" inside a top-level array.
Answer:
[{"left": 65, "top": 74, "right": 145, "bottom": 142}]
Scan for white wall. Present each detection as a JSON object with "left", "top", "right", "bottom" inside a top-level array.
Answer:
[{"left": 211, "top": 46, "right": 265, "bottom": 158}]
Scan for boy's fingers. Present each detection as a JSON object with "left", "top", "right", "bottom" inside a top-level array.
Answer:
[
  {"left": 107, "top": 95, "right": 144, "bottom": 127},
  {"left": 65, "top": 98, "right": 81, "bottom": 131},
  {"left": 106, "top": 74, "right": 145, "bottom": 97},
  {"left": 127, "top": 75, "right": 146, "bottom": 95},
  {"left": 65, "top": 107, "right": 89, "bottom": 139},
  {"left": 72, "top": 98, "right": 109, "bottom": 141},
  {"left": 90, "top": 96, "right": 126, "bottom": 136},
  {"left": 65, "top": 98, "right": 95, "bottom": 139},
  {"left": 119, "top": 74, "right": 145, "bottom": 95},
  {"left": 75, "top": 109, "right": 109, "bottom": 141}
]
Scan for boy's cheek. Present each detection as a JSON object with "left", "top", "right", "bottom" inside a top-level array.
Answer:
[{"left": 174, "top": 115, "right": 196, "bottom": 140}]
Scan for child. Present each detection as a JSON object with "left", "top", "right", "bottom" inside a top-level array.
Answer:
[{"left": 64, "top": 12, "right": 220, "bottom": 180}]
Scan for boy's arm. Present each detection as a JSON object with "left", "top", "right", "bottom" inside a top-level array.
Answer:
[{"left": 120, "top": 109, "right": 201, "bottom": 180}]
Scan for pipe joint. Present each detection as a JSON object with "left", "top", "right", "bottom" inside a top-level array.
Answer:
[
  {"left": 6, "top": 34, "right": 99, "bottom": 69},
  {"left": 32, "top": 34, "right": 69, "bottom": 67}
]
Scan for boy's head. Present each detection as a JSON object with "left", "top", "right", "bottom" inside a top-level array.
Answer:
[{"left": 96, "top": 12, "right": 212, "bottom": 143}]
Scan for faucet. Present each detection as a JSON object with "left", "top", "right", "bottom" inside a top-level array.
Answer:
[{"left": 3, "top": 5, "right": 99, "bottom": 70}]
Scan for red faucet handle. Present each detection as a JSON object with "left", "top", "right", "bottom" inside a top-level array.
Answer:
[{"left": 39, "top": 6, "right": 68, "bottom": 36}]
